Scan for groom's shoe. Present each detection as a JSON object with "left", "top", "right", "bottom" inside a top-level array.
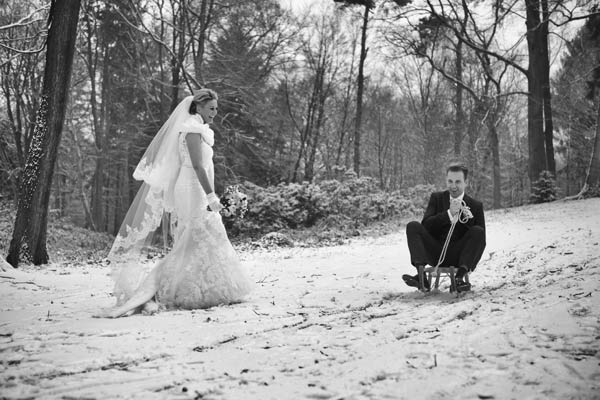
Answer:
[
  {"left": 455, "top": 266, "right": 471, "bottom": 292},
  {"left": 402, "top": 273, "right": 430, "bottom": 291},
  {"left": 455, "top": 277, "right": 471, "bottom": 293}
]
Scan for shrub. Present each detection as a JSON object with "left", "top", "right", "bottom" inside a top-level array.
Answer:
[
  {"left": 530, "top": 170, "right": 557, "bottom": 204},
  {"left": 233, "top": 178, "right": 434, "bottom": 237}
]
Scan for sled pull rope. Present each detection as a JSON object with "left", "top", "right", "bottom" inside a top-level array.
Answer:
[{"left": 434, "top": 199, "right": 471, "bottom": 272}]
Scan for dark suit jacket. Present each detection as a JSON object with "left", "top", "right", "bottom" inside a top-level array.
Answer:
[{"left": 421, "top": 191, "right": 485, "bottom": 243}]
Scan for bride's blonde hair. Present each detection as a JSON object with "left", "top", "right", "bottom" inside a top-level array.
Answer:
[{"left": 190, "top": 88, "right": 218, "bottom": 114}]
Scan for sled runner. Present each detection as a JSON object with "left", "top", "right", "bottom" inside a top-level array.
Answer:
[{"left": 418, "top": 265, "right": 470, "bottom": 295}]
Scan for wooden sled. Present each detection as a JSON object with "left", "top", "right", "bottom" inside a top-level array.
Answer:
[{"left": 417, "top": 265, "right": 470, "bottom": 296}]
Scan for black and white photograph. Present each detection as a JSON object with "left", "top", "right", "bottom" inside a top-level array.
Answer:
[{"left": 1, "top": 0, "right": 599, "bottom": 398}]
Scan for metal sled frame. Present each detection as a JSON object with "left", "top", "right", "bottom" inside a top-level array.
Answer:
[{"left": 418, "top": 265, "right": 469, "bottom": 295}]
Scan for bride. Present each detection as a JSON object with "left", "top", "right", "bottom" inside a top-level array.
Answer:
[{"left": 99, "top": 89, "right": 253, "bottom": 317}]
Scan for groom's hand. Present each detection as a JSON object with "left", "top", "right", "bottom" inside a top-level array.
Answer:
[{"left": 449, "top": 199, "right": 461, "bottom": 216}]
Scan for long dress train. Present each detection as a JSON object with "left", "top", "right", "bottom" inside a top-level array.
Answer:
[{"left": 107, "top": 125, "right": 253, "bottom": 317}]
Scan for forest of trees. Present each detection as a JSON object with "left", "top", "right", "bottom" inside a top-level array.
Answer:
[{"left": 1, "top": 0, "right": 598, "bottom": 264}]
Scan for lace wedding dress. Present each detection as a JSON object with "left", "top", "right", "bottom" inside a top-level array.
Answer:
[
  {"left": 106, "top": 114, "right": 253, "bottom": 316},
  {"left": 154, "top": 128, "right": 253, "bottom": 309}
]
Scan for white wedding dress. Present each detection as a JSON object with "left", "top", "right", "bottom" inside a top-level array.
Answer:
[
  {"left": 108, "top": 119, "right": 253, "bottom": 315},
  {"left": 154, "top": 130, "right": 253, "bottom": 308}
]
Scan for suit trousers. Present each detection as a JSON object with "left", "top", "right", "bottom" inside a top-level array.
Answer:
[{"left": 406, "top": 221, "right": 485, "bottom": 275}]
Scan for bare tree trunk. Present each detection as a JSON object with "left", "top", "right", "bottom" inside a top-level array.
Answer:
[
  {"left": 394, "top": 129, "right": 403, "bottom": 189},
  {"left": 91, "top": 43, "right": 110, "bottom": 232},
  {"left": 305, "top": 103, "right": 325, "bottom": 182},
  {"left": 487, "top": 115, "right": 501, "bottom": 208},
  {"left": 541, "top": 0, "right": 555, "bottom": 176},
  {"left": 565, "top": 100, "right": 600, "bottom": 201},
  {"left": 170, "top": 0, "right": 185, "bottom": 111},
  {"left": 81, "top": 5, "right": 104, "bottom": 231},
  {"left": 335, "top": 36, "right": 357, "bottom": 167},
  {"left": 525, "top": 0, "right": 550, "bottom": 185},
  {"left": 292, "top": 104, "right": 313, "bottom": 183},
  {"left": 467, "top": 101, "right": 485, "bottom": 198},
  {"left": 454, "top": 39, "right": 463, "bottom": 157},
  {"left": 71, "top": 128, "right": 95, "bottom": 230},
  {"left": 7, "top": 0, "right": 81, "bottom": 266},
  {"left": 585, "top": 99, "right": 600, "bottom": 187},
  {"left": 305, "top": 45, "right": 332, "bottom": 182},
  {"left": 190, "top": 0, "right": 214, "bottom": 85},
  {"left": 354, "top": 5, "right": 369, "bottom": 176},
  {"left": 376, "top": 109, "right": 386, "bottom": 188}
]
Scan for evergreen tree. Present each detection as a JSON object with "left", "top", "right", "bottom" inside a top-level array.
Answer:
[{"left": 530, "top": 170, "right": 557, "bottom": 203}]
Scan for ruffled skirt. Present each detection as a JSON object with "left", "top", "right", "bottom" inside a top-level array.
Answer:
[{"left": 154, "top": 210, "right": 253, "bottom": 309}]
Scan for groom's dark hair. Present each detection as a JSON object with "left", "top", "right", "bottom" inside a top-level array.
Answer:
[{"left": 446, "top": 162, "right": 469, "bottom": 180}]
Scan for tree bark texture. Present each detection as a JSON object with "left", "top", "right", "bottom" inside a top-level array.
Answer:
[
  {"left": 540, "top": 0, "right": 555, "bottom": 176},
  {"left": 335, "top": 36, "right": 356, "bottom": 167},
  {"left": 454, "top": 39, "right": 463, "bottom": 157},
  {"left": 585, "top": 99, "right": 600, "bottom": 188},
  {"left": 91, "top": 43, "right": 110, "bottom": 232},
  {"left": 305, "top": 44, "right": 330, "bottom": 182},
  {"left": 7, "top": 0, "right": 81, "bottom": 266},
  {"left": 487, "top": 113, "right": 502, "bottom": 209},
  {"left": 354, "top": 5, "right": 369, "bottom": 177},
  {"left": 192, "top": 0, "right": 213, "bottom": 86},
  {"left": 82, "top": 10, "right": 99, "bottom": 231},
  {"left": 170, "top": 0, "right": 185, "bottom": 112},
  {"left": 525, "top": 0, "right": 548, "bottom": 185}
]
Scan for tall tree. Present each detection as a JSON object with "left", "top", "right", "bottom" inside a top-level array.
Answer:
[
  {"left": 580, "top": 13, "right": 600, "bottom": 192},
  {"left": 285, "top": 11, "right": 341, "bottom": 182},
  {"left": 0, "top": 1, "right": 48, "bottom": 200},
  {"left": 333, "top": 0, "right": 375, "bottom": 177},
  {"left": 395, "top": 57, "right": 449, "bottom": 185},
  {"left": 7, "top": 0, "right": 81, "bottom": 266},
  {"left": 187, "top": 0, "right": 215, "bottom": 86},
  {"left": 587, "top": 81, "right": 600, "bottom": 190},
  {"left": 410, "top": 0, "right": 596, "bottom": 188},
  {"left": 207, "top": 0, "right": 293, "bottom": 186},
  {"left": 525, "top": 0, "right": 553, "bottom": 182},
  {"left": 554, "top": 10, "right": 600, "bottom": 196}
]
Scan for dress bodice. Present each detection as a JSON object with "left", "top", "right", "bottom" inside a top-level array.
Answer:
[
  {"left": 178, "top": 132, "right": 214, "bottom": 169},
  {"left": 178, "top": 114, "right": 214, "bottom": 172},
  {"left": 173, "top": 120, "right": 216, "bottom": 234}
]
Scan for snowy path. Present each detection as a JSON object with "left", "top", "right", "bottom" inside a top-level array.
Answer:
[{"left": 1, "top": 199, "right": 599, "bottom": 399}]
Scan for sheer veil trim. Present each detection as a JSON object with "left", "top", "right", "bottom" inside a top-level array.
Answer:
[{"left": 109, "top": 95, "right": 215, "bottom": 305}]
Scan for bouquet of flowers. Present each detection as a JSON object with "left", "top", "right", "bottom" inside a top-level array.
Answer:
[{"left": 219, "top": 185, "right": 248, "bottom": 219}]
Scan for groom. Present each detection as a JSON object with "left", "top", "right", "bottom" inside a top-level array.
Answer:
[{"left": 403, "top": 163, "right": 486, "bottom": 292}]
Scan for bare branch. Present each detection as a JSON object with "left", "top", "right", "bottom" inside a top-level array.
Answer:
[
  {"left": 113, "top": 1, "right": 201, "bottom": 89},
  {"left": 0, "top": 6, "right": 49, "bottom": 31},
  {"left": 0, "top": 42, "right": 46, "bottom": 55},
  {"left": 424, "top": 0, "right": 528, "bottom": 76},
  {"left": 550, "top": 10, "right": 600, "bottom": 27}
]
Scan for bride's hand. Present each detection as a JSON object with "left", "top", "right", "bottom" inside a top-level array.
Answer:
[
  {"left": 207, "top": 192, "right": 223, "bottom": 212},
  {"left": 208, "top": 201, "right": 223, "bottom": 212}
]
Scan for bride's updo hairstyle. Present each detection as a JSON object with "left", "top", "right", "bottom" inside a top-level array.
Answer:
[{"left": 189, "top": 88, "right": 218, "bottom": 114}]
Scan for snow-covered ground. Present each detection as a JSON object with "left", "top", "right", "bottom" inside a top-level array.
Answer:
[{"left": 1, "top": 199, "right": 599, "bottom": 399}]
